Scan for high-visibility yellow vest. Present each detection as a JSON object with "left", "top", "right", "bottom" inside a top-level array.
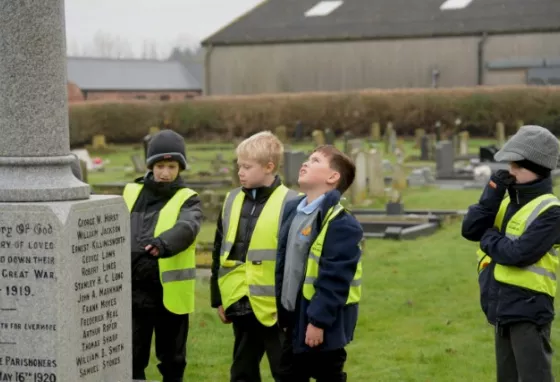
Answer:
[
  {"left": 303, "top": 204, "right": 362, "bottom": 304},
  {"left": 218, "top": 185, "right": 298, "bottom": 327},
  {"left": 123, "top": 183, "right": 198, "bottom": 315},
  {"left": 477, "top": 193, "right": 560, "bottom": 297}
]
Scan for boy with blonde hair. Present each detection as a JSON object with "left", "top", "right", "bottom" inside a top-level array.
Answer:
[
  {"left": 211, "top": 131, "right": 298, "bottom": 382},
  {"left": 275, "top": 145, "right": 363, "bottom": 382}
]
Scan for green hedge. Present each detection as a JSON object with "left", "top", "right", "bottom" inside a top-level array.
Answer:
[{"left": 68, "top": 86, "right": 560, "bottom": 146}]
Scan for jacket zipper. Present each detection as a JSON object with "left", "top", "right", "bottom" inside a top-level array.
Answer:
[{"left": 243, "top": 199, "right": 257, "bottom": 262}]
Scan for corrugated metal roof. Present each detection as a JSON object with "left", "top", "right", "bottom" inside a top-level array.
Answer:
[
  {"left": 67, "top": 57, "right": 201, "bottom": 91},
  {"left": 202, "top": 0, "right": 560, "bottom": 45}
]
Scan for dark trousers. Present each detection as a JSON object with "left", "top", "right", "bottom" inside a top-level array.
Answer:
[
  {"left": 230, "top": 313, "right": 284, "bottom": 382},
  {"left": 495, "top": 321, "right": 554, "bottom": 382},
  {"left": 132, "top": 306, "right": 190, "bottom": 382},
  {"left": 279, "top": 330, "right": 347, "bottom": 382}
]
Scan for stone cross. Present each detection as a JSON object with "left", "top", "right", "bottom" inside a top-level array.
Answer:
[{"left": 0, "top": 1, "right": 131, "bottom": 380}]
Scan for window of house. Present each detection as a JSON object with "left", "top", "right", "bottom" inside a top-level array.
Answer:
[
  {"left": 440, "top": 0, "right": 473, "bottom": 10},
  {"left": 304, "top": 1, "right": 343, "bottom": 17}
]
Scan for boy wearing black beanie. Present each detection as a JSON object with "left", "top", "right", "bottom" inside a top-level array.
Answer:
[
  {"left": 462, "top": 125, "right": 560, "bottom": 382},
  {"left": 123, "top": 129, "right": 202, "bottom": 382}
]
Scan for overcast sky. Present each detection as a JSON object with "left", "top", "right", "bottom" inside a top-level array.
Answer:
[{"left": 65, "top": 0, "right": 262, "bottom": 58}]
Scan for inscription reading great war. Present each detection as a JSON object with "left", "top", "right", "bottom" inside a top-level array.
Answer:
[
  {"left": 72, "top": 211, "right": 127, "bottom": 378},
  {"left": 0, "top": 215, "right": 59, "bottom": 382}
]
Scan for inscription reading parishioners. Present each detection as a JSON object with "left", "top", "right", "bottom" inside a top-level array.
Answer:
[
  {"left": 0, "top": 219, "right": 58, "bottom": 381},
  {"left": 73, "top": 212, "right": 126, "bottom": 378}
]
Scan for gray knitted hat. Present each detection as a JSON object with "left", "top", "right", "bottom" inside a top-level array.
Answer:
[{"left": 494, "top": 125, "right": 559, "bottom": 170}]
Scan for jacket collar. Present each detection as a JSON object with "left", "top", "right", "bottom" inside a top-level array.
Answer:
[
  {"left": 241, "top": 175, "right": 282, "bottom": 201},
  {"left": 507, "top": 176, "right": 554, "bottom": 206}
]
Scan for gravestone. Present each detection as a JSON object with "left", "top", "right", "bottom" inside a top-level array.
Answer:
[
  {"left": 371, "top": 122, "right": 381, "bottom": 141},
  {"left": 343, "top": 132, "right": 352, "bottom": 155},
  {"left": 294, "top": 121, "right": 304, "bottom": 142},
  {"left": 312, "top": 129, "right": 325, "bottom": 146},
  {"left": 435, "top": 121, "right": 442, "bottom": 141},
  {"left": 367, "top": 149, "right": 385, "bottom": 197},
  {"left": 92, "top": 134, "right": 107, "bottom": 150},
  {"left": 384, "top": 122, "right": 395, "bottom": 154},
  {"left": 386, "top": 190, "right": 404, "bottom": 215},
  {"left": 435, "top": 141, "right": 455, "bottom": 179},
  {"left": 459, "top": 131, "right": 470, "bottom": 156},
  {"left": 349, "top": 139, "right": 363, "bottom": 153},
  {"left": 232, "top": 159, "right": 241, "bottom": 187},
  {"left": 0, "top": 2, "right": 131, "bottom": 381},
  {"left": 324, "top": 128, "right": 335, "bottom": 145},
  {"left": 479, "top": 145, "right": 499, "bottom": 162},
  {"left": 391, "top": 159, "right": 408, "bottom": 191},
  {"left": 407, "top": 168, "right": 434, "bottom": 187},
  {"left": 420, "top": 135, "right": 430, "bottom": 161},
  {"left": 275, "top": 125, "right": 288, "bottom": 143},
  {"left": 496, "top": 122, "right": 506, "bottom": 148},
  {"left": 414, "top": 128, "right": 425, "bottom": 149},
  {"left": 283, "top": 151, "right": 307, "bottom": 187},
  {"left": 351, "top": 150, "right": 367, "bottom": 204},
  {"left": 131, "top": 154, "right": 146, "bottom": 173},
  {"left": 72, "top": 149, "right": 101, "bottom": 172}
]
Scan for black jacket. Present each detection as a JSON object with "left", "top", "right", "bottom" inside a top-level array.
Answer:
[
  {"left": 130, "top": 172, "right": 203, "bottom": 310},
  {"left": 462, "top": 175, "right": 560, "bottom": 326},
  {"left": 210, "top": 176, "right": 283, "bottom": 317}
]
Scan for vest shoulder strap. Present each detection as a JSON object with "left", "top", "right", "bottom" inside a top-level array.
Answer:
[{"left": 123, "top": 183, "right": 144, "bottom": 211}]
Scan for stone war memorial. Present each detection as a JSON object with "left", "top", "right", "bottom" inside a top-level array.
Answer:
[{"left": 0, "top": 1, "right": 131, "bottom": 381}]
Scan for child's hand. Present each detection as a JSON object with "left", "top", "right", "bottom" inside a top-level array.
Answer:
[
  {"left": 145, "top": 244, "right": 160, "bottom": 257},
  {"left": 217, "top": 305, "right": 231, "bottom": 324},
  {"left": 305, "top": 323, "right": 324, "bottom": 348}
]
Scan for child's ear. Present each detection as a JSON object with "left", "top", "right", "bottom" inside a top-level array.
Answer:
[
  {"left": 265, "top": 161, "right": 276, "bottom": 174},
  {"left": 327, "top": 171, "right": 341, "bottom": 186}
]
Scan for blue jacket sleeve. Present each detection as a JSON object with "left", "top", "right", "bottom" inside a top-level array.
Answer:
[
  {"left": 480, "top": 207, "right": 560, "bottom": 267},
  {"left": 462, "top": 182, "right": 508, "bottom": 242},
  {"left": 307, "top": 213, "right": 363, "bottom": 329}
]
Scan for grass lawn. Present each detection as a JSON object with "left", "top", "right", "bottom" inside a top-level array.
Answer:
[
  {"left": 145, "top": 221, "right": 560, "bottom": 381},
  {"left": 143, "top": 184, "right": 560, "bottom": 381},
  {"left": 89, "top": 140, "right": 560, "bottom": 380}
]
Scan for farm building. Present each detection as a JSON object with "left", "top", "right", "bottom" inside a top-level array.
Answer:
[
  {"left": 201, "top": 0, "right": 560, "bottom": 95},
  {"left": 67, "top": 57, "right": 202, "bottom": 101}
]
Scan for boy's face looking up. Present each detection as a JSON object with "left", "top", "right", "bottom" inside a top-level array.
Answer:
[
  {"left": 508, "top": 162, "right": 538, "bottom": 184},
  {"left": 237, "top": 158, "right": 275, "bottom": 189},
  {"left": 298, "top": 151, "right": 340, "bottom": 192},
  {"left": 153, "top": 160, "right": 180, "bottom": 183}
]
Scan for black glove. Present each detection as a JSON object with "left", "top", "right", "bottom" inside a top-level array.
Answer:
[{"left": 490, "top": 169, "right": 516, "bottom": 189}]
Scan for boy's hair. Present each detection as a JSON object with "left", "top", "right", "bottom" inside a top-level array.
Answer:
[
  {"left": 313, "top": 145, "right": 356, "bottom": 194},
  {"left": 236, "top": 131, "right": 284, "bottom": 171}
]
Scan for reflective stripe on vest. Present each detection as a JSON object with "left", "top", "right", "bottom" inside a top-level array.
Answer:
[
  {"left": 123, "top": 183, "right": 198, "bottom": 314},
  {"left": 218, "top": 185, "right": 298, "bottom": 327},
  {"left": 303, "top": 204, "right": 363, "bottom": 304},
  {"left": 476, "top": 193, "right": 560, "bottom": 297}
]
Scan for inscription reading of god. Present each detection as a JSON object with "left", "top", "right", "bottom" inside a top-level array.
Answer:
[
  {"left": 0, "top": 219, "right": 58, "bottom": 382},
  {"left": 73, "top": 212, "right": 126, "bottom": 378}
]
